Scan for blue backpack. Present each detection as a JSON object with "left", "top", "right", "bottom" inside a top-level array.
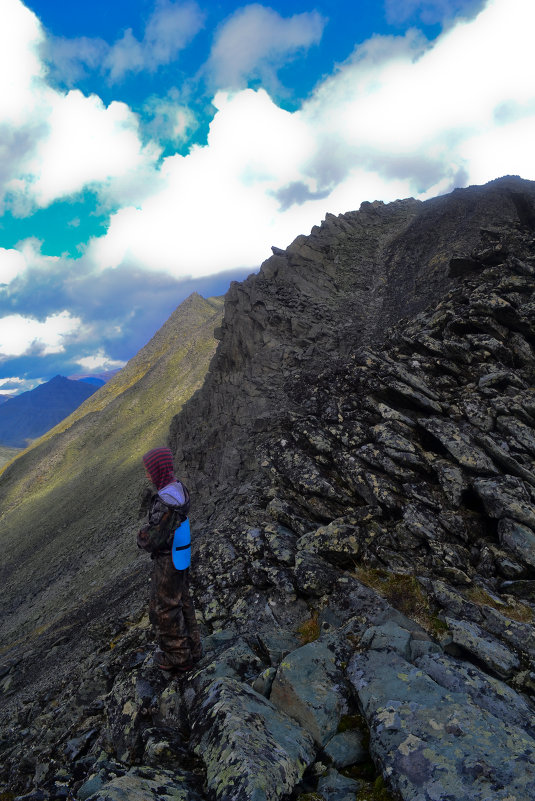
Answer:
[
  {"left": 172, "top": 518, "right": 191, "bottom": 570},
  {"left": 157, "top": 481, "right": 191, "bottom": 568}
]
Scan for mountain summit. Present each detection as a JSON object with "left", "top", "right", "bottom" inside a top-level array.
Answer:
[{"left": 1, "top": 178, "right": 535, "bottom": 800}]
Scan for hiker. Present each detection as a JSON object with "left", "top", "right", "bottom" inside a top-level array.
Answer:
[{"left": 137, "top": 447, "right": 202, "bottom": 672}]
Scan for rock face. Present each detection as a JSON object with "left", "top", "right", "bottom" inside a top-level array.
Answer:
[
  {"left": 2, "top": 176, "right": 535, "bottom": 800},
  {"left": 170, "top": 176, "right": 534, "bottom": 503}
]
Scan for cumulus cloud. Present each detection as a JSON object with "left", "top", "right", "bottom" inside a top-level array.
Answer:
[
  {"left": 28, "top": 91, "right": 160, "bottom": 207},
  {"left": 0, "top": 0, "right": 44, "bottom": 125},
  {"left": 460, "top": 114, "right": 535, "bottom": 185},
  {"left": 76, "top": 350, "right": 126, "bottom": 371},
  {"left": 0, "top": 238, "right": 61, "bottom": 296},
  {"left": 0, "top": 376, "right": 29, "bottom": 395},
  {"left": 0, "top": 0, "right": 48, "bottom": 213},
  {"left": 87, "top": 89, "right": 320, "bottom": 276},
  {"left": 385, "top": 0, "right": 485, "bottom": 25},
  {"left": 143, "top": 89, "right": 198, "bottom": 144},
  {"left": 46, "top": 1, "right": 205, "bottom": 85},
  {"left": 301, "top": 0, "right": 535, "bottom": 192},
  {"left": 81, "top": 0, "right": 535, "bottom": 284},
  {"left": 206, "top": 5, "right": 326, "bottom": 90},
  {"left": 0, "top": 1, "right": 161, "bottom": 215},
  {"left": 0, "top": 248, "right": 27, "bottom": 284},
  {"left": 0, "top": 310, "right": 81, "bottom": 358}
]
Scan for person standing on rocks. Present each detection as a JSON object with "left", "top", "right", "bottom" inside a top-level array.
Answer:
[{"left": 137, "top": 447, "right": 202, "bottom": 672}]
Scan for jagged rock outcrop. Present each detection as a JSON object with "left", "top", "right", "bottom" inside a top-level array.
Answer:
[
  {"left": 2, "top": 177, "right": 535, "bottom": 801},
  {"left": 170, "top": 177, "right": 535, "bottom": 504}
]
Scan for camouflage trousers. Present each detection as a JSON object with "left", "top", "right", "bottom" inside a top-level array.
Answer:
[{"left": 149, "top": 556, "right": 202, "bottom": 668}]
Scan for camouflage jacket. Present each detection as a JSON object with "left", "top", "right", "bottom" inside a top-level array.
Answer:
[{"left": 137, "top": 481, "right": 189, "bottom": 556}]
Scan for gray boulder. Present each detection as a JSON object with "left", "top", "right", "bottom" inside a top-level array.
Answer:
[
  {"left": 84, "top": 766, "right": 203, "bottom": 801},
  {"left": 270, "top": 639, "right": 349, "bottom": 746},
  {"left": 317, "top": 767, "right": 364, "bottom": 800},
  {"left": 190, "top": 677, "right": 315, "bottom": 801},
  {"left": 324, "top": 729, "right": 368, "bottom": 769},
  {"left": 445, "top": 616, "right": 520, "bottom": 677},
  {"left": 348, "top": 649, "right": 535, "bottom": 801}
]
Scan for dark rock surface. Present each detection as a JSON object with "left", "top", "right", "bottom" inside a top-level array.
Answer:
[{"left": 2, "top": 176, "right": 535, "bottom": 800}]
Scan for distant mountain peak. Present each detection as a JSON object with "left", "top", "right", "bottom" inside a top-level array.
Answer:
[{"left": 0, "top": 375, "right": 99, "bottom": 448}]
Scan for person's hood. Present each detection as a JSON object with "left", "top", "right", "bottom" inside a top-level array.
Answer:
[
  {"left": 143, "top": 447, "right": 175, "bottom": 489},
  {"left": 158, "top": 481, "right": 186, "bottom": 507}
]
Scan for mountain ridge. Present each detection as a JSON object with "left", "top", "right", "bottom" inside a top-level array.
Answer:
[
  {"left": 0, "top": 374, "right": 99, "bottom": 448},
  {"left": 2, "top": 178, "right": 535, "bottom": 800},
  {"left": 171, "top": 176, "right": 534, "bottom": 509}
]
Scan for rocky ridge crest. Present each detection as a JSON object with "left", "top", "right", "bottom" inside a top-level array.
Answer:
[{"left": 2, "top": 177, "right": 535, "bottom": 801}]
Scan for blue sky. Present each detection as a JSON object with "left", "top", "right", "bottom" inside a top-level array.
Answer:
[{"left": 1, "top": 0, "right": 533, "bottom": 396}]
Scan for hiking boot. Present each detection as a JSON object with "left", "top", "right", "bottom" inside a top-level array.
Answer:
[{"left": 154, "top": 649, "right": 193, "bottom": 673}]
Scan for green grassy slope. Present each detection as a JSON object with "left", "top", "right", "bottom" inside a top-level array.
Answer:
[
  {"left": 0, "top": 445, "right": 23, "bottom": 469},
  {"left": 0, "top": 292, "right": 223, "bottom": 647}
]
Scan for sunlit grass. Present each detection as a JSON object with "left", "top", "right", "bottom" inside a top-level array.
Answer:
[
  {"left": 354, "top": 567, "right": 448, "bottom": 637},
  {"left": 465, "top": 585, "right": 533, "bottom": 623}
]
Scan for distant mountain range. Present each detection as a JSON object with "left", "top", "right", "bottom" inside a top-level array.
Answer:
[
  {"left": 76, "top": 376, "right": 106, "bottom": 387},
  {"left": 68, "top": 369, "right": 120, "bottom": 384},
  {"left": 0, "top": 375, "right": 99, "bottom": 448}
]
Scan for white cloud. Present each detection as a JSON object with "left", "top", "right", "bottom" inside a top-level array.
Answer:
[
  {"left": 0, "top": 311, "right": 81, "bottom": 357},
  {"left": 385, "top": 0, "right": 485, "bottom": 25},
  {"left": 0, "top": 248, "right": 27, "bottom": 284},
  {"left": 43, "top": 1, "right": 204, "bottom": 86},
  {"left": 0, "top": 238, "right": 60, "bottom": 286},
  {"left": 104, "top": 29, "right": 146, "bottom": 83},
  {"left": 0, "top": 0, "right": 43, "bottom": 125},
  {"left": 27, "top": 90, "right": 160, "bottom": 207},
  {"left": 0, "top": 1, "right": 162, "bottom": 214},
  {"left": 88, "top": 89, "right": 318, "bottom": 275},
  {"left": 0, "top": 1, "right": 49, "bottom": 214},
  {"left": 83, "top": 0, "right": 535, "bottom": 283},
  {"left": 300, "top": 0, "right": 535, "bottom": 191},
  {"left": 0, "top": 239, "right": 62, "bottom": 287},
  {"left": 76, "top": 350, "right": 126, "bottom": 370},
  {"left": 206, "top": 4, "right": 326, "bottom": 90},
  {"left": 0, "top": 376, "right": 28, "bottom": 394},
  {"left": 144, "top": 0, "right": 204, "bottom": 67},
  {"left": 0, "top": 375, "right": 42, "bottom": 394},
  {"left": 143, "top": 89, "right": 198, "bottom": 143},
  {"left": 104, "top": 1, "right": 204, "bottom": 82},
  {"left": 460, "top": 114, "right": 535, "bottom": 185},
  {"left": 46, "top": 35, "right": 108, "bottom": 86}
]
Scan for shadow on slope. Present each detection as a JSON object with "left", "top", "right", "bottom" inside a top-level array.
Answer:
[{"left": 0, "top": 293, "right": 223, "bottom": 650}]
